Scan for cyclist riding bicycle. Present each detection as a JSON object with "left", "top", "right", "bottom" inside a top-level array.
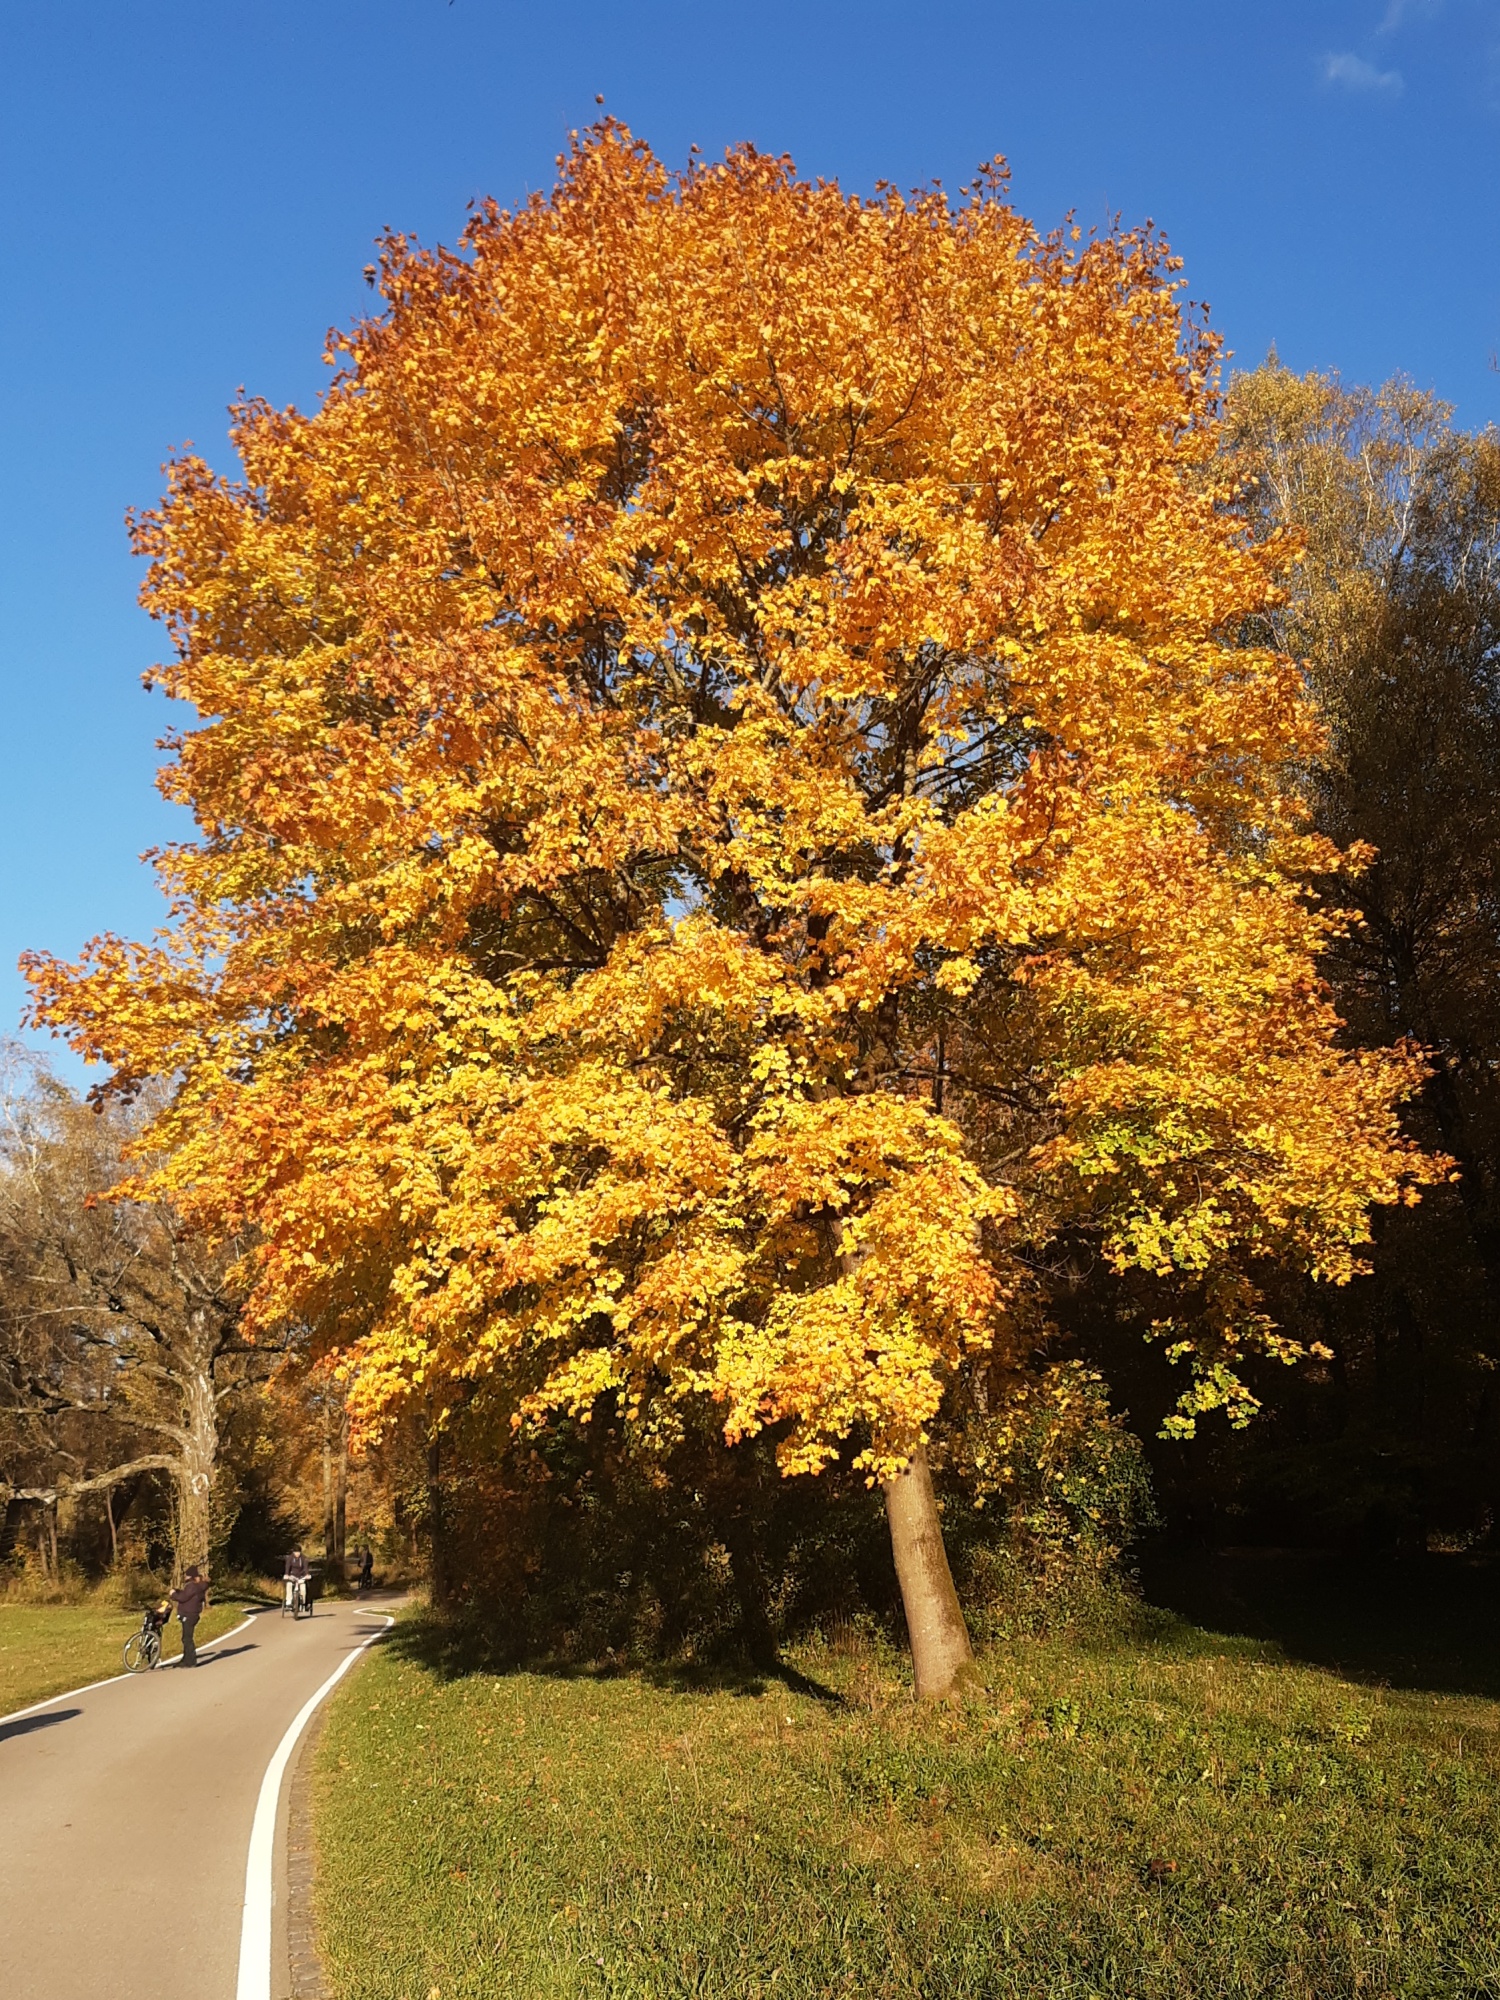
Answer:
[{"left": 283, "top": 1546, "right": 310, "bottom": 1618}]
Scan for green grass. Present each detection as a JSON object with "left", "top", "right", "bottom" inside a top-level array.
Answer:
[
  {"left": 0, "top": 1596, "right": 255, "bottom": 1713},
  {"left": 311, "top": 1611, "right": 1500, "bottom": 2000}
]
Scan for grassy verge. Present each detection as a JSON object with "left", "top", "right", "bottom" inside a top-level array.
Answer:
[
  {"left": 312, "top": 1613, "right": 1500, "bottom": 2000},
  {"left": 0, "top": 1596, "right": 259, "bottom": 1713}
]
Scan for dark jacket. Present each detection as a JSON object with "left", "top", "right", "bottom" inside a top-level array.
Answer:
[
  {"left": 170, "top": 1577, "right": 209, "bottom": 1623},
  {"left": 284, "top": 1552, "right": 309, "bottom": 1579}
]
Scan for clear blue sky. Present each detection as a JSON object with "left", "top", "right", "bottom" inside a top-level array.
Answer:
[{"left": 3, "top": 1, "right": 1497, "bottom": 1079}]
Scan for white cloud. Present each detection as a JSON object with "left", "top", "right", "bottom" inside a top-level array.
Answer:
[
  {"left": 1377, "top": 0, "right": 1442, "bottom": 36},
  {"left": 1322, "top": 51, "right": 1405, "bottom": 92}
]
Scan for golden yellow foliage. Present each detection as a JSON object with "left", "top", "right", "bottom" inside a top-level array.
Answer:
[{"left": 26, "top": 126, "right": 1436, "bottom": 1477}]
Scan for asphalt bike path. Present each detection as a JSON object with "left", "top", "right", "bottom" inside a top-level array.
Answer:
[{"left": 0, "top": 1595, "right": 396, "bottom": 2000}]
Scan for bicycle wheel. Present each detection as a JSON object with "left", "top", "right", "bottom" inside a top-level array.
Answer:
[
  {"left": 144, "top": 1629, "right": 161, "bottom": 1669},
  {"left": 123, "top": 1632, "right": 149, "bottom": 1673}
]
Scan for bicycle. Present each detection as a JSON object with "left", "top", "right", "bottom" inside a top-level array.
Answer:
[
  {"left": 282, "top": 1574, "right": 310, "bottom": 1619},
  {"left": 123, "top": 1604, "right": 169, "bottom": 1673}
]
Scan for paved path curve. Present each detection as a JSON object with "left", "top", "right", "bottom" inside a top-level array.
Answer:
[{"left": 0, "top": 1596, "right": 395, "bottom": 2000}]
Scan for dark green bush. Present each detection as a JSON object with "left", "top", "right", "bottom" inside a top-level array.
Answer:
[{"left": 424, "top": 1364, "right": 1157, "bottom": 1665}]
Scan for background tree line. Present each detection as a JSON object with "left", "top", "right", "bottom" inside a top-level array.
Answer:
[
  {"left": 0, "top": 1049, "right": 417, "bottom": 1586},
  {"left": 1128, "top": 360, "right": 1500, "bottom": 1558}
]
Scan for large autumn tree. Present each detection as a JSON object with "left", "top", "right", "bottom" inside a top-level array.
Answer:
[{"left": 28, "top": 128, "right": 1432, "bottom": 1694}]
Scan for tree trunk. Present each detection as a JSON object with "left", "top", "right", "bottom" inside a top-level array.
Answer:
[
  {"left": 427, "top": 1432, "right": 447, "bottom": 1608},
  {"left": 724, "top": 1511, "right": 777, "bottom": 1668},
  {"left": 175, "top": 1365, "right": 218, "bottom": 1575},
  {"left": 322, "top": 1412, "right": 336, "bottom": 1564},
  {"left": 0, "top": 1498, "right": 22, "bottom": 1565},
  {"left": 883, "top": 1445, "right": 974, "bottom": 1700},
  {"left": 335, "top": 1403, "right": 348, "bottom": 1568},
  {"left": 104, "top": 1487, "right": 118, "bottom": 1570}
]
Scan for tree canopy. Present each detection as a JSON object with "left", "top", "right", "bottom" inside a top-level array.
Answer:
[{"left": 24, "top": 127, "right": 1437, "bottom": 1685}]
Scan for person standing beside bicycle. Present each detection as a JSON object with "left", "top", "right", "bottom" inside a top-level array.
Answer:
[
  {"left": 169, "top": 1564, "right": 210, "bottom": 1668},
  {"left": 284, "top": 1546, "right": 310, "bottom": 1616}
]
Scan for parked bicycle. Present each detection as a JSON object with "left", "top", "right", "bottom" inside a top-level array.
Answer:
[{"left": 122, "top": 1603, "right": 170, "bottom": 1672}]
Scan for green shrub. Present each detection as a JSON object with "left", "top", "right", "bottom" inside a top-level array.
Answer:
[{"left": 421, "top": 1366, "right": 1157, "bottom": 1667}]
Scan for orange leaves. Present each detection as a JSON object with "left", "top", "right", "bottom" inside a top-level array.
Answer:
[{"left": 22, "top": 124, "right": 1437, "bottom": 1480}]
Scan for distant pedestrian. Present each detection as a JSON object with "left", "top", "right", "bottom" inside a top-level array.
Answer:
[
  {"left": 359, "top": 1546, "right": 374, "bottom": 1592},
  {"left": 169, "top": 1564, "right": 210, "bottom": 1667}
]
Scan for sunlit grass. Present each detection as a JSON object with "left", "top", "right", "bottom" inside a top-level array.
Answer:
[{"left": 313, "top": 1610, "right": 1500, "bottom": 1998}]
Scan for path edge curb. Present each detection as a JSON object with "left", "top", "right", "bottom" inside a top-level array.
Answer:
[
  {"left": 236, "top": 1609, "right": 395, "bottom": 2000},
  {"left": 285, "top": 1699, "right": 333, "bottom": 2000}
]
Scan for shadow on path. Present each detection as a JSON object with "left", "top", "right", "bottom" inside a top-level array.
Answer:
[
  {"left": 190, "top": 1644, "right": 259, "bottom": 1669},
  {"left": 0, "top": 1707, "right": 80, "bottom": 1744}
]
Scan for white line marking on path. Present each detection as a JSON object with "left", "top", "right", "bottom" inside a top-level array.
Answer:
[
  {"left": 235, "top": 1612, "right": 395, "bottom": 2000},
  {"left": 0, "top": 1608, "right": 263, "bottom": 1728}
]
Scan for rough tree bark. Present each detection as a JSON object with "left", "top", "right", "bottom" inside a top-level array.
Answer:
[
  {"left": 882, "top": 1444, "right": 975, "bottom": 1700},
  {"left": 335, "top": 1404, "right": 348, "bottom": 1566},
  {"left": 320, "top": 1395, "right": 350, "bottom": 1575},
  {"left": 174, "top": 1349, "right": 220, "bottom": 1574},
  {"left": 426, "top": 1431, "right": 447, "bottom": 1608}
]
